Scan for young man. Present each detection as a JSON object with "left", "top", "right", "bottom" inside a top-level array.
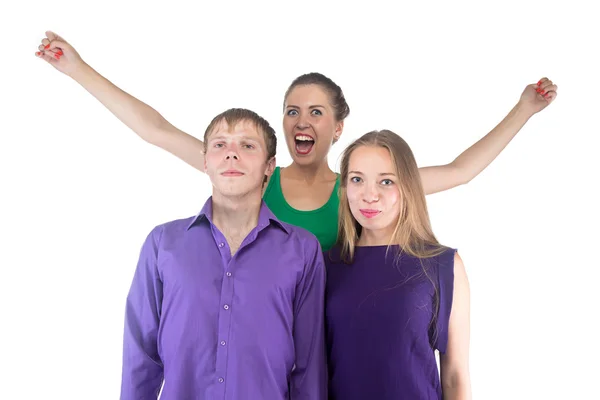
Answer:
[{"left": 120, "top": 108, "right": 327, "bottom": 400}]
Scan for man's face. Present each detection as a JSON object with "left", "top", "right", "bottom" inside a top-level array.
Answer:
[{"left": 204, "top": 119, "right": 275, "bottom": 198}]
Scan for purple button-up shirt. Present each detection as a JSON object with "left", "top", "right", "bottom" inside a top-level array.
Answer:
[{"left": 120, "top": 198, "right": 327, "bottom": 400}]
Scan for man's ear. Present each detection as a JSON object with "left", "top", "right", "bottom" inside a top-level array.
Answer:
[{"left": 265, "top": 156, "right": 276, "bottom": 177}]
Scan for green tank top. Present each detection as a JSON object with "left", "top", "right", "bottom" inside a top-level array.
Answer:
[{"left": 263, "top": 167, "right": 340, "bottom": 251}]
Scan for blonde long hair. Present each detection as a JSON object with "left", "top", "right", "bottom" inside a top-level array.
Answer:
[
  {"left": 338, "top": 130, "right": 447, "bottom": 261},
  {"left": 336, "top": 130, "right": 449, "bottom": 345}
]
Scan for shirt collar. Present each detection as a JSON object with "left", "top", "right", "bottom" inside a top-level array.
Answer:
[{"left": 187, "top": 196, "right": 289, "bottom": 234}]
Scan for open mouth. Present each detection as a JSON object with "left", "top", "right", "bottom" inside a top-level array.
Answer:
[{"left": 295, "top": 134, "right": 315, "bottom": 155}]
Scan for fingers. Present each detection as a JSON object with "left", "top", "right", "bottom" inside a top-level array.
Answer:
[
  {"left": 35, "top": 50, "right": 57, "bottom": 65},
  {"left": 46, "top": 39, "right": 68, "bottom": 54},
  {"left": 46, "top": 31, "right": 57, "bottom": 41},
  {"left": 35, "top": 31, "right": 71, "bottom": 65},
  {"left": 38, "top": 43, "right": 62, "bottom": 54},
  {"left": 36, "top": 47, "right": 63, "bottom": 60},
  {"left": 535, "top": 77, "right": 558, "bottom": 102},
  {"left": 40, "top": 39, "right": 68, "bottom": 51},
  {"left": 539, "top": 78, "right": 556, "bottom": 92},
  {"left": 543, "top": 90, "right": 558, "bottom": 102},
  {"left": 46, "top": 31, "right": 66, "bottom": 43},
  {"left": 542, "top": 84, "right": 558, "bottom": 94},
  {"left": 39, "top": 31, "right": 68, "bottom": 53},
  {"left": 37, "top": 37, "right": 67, "bottom": 60},
  {"left": 36, "top": 50, "right": 62, "bottom": 60}
]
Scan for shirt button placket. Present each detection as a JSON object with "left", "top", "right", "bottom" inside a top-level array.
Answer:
[{"left": 215, "top": 237, "right": 234, "bottom": 398}]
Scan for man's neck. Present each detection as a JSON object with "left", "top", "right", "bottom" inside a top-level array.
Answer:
[{"left": 211, "top": 191, "right": 262, "bottom": 237}]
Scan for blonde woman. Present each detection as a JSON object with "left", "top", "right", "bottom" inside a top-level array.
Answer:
[{"left": 326, "top": 130, "right": 470, "bottom": 399}]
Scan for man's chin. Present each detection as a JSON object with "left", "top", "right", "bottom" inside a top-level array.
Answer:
[{"left": 213, "top": 184, "right": 261, "bottom": 198}]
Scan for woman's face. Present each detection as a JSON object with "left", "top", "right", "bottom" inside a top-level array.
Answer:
[
  {"left": 283, "top": 84, "right": 343, "bottom": 167},
  {"left": 346, "top": 145, "right": 401, "bottom": 241}
]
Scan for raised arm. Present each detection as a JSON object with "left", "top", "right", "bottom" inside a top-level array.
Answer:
[
  {"left": 419, "top": 78, "right": 559, "bottom": 195},
  {"left": 440, "top": 252, "right": 471, "bottom": 400},
  {"left": 35, "top": 31, "right": 206, "bottom": 171}
]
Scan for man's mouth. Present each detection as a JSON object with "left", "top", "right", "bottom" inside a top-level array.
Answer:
[{"left": 221, "top": 169, "right": 244, "bottom": 177}]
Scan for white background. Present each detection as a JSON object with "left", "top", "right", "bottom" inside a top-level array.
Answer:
[{"left": 2, "top": 0, "right": 599, "bottom": 399}]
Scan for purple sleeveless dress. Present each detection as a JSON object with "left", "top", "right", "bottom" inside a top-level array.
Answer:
[{"left": 325, "top": 245, "right": 456, "bottom": 399}]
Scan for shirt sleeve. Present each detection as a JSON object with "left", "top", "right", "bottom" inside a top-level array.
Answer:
[
  {"left": 290, "top": 238, "right": 328, "bottom": 400},
  {"left": 433, "top": 248, "right": 456, "bottom": 354},
  {"left": 120, "top": 226, "right": 164, "bottom": 400}
]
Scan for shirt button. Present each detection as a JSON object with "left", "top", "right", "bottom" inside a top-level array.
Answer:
[
  {"left": 220, "top": 340, "right": 226, "bottom": 346},
  {"left": 223, "top": 305, "right": 229, "bottom": 310},
  {"left": 218, "top": 377, "right": 224, "bottom": 383},
  {"left": 226, "top": 272, "right": 232, "bottom": 277},
  {"left": 218, "top": 243, "right": 224, "bottom": 248}
]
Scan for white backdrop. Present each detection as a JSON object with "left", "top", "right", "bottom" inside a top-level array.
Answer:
[{"left": 2, "top": 0, "right": 599, "bottom": 399}]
